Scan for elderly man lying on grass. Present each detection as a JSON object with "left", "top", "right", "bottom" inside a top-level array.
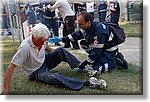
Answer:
[{"left": 2, "top": 23, "right": 106, "bottom": 95}]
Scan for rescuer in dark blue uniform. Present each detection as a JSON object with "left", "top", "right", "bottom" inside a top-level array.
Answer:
[
  {"left": 26, "top": 3, "right": 37, "bottom": 27},
  {"left": 60, "top": 12, "right": 128, "bottom": 76},
  {"left": 109, "top": 0, "right": 120, "bottom": 25},
  {"left": 1, "top": 4, "right": 12, "bottom": 35},
  {"left": 39, "top": 0, "right": 60, "bottom": 45},
  {"left": 97, "top": 0, "right": 107, "bottom": 22}
]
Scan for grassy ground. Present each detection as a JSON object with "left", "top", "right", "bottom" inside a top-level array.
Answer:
[
  {"left": 9, "top": 61, "right": 142, "bottom": 95},
  {"left": 120, "top": 23, "right": 143, "bottom": 38},
  {"left": 1, "top": 23, "right": 143, "bottom": 95}
]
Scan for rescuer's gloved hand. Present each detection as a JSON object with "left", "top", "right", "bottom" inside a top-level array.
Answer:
[{"left": 48, "top": 36, "right": 62, "bottom": 44}]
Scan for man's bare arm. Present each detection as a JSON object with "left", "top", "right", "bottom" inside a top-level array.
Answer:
[{"left": 3, "top": 63, "right": 16, "bottom": 95}]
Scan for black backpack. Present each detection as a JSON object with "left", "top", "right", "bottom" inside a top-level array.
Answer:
[{"left": 103, "top": 22, "right": 126, "bottom": 45}]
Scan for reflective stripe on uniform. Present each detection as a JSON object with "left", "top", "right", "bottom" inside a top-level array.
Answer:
[
  {"left": 68, "top": 35, "right": 75, "bottom": 42},
  {"left": 108, "top": 32, "right": 114, "bottom": 41},
  {"left": 82, "top": 43, "right": 103, "bottom": 51},
  {"left": 43, "top": 15, "right": 56, "bottom": 19},
  {"left": 80, "top": 45, "right": 88, "bottom": 49},
  {"left": 98, "top": 66, "right": 102, "bottom": 74},
  {"left": 93, "top": 44, "right": 104, "bottom": 48},
  {"left": 87, "top": 57, "right": 95, "bottom": 63},
  {"left": 102, "top": 23, "right": 106, "bottom": 29},
  {"left": 105, "top": 45, "right": 118, "bottom": 51},
  {"left": 104, "top": 63, "right": 108, "bottom": 72},
  {"left": 97, "top": 63, "right": 108, "bottom": 74},
  {"left": 83, "top": 43, "right": 94, "bottom": 51}
]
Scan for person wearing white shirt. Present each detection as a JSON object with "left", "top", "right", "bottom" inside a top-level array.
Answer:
[
  {"left": 48, "top": 0, "right": 80, "bottom": 49},
  {"left": 86, "top": 2, "right": 95, "bottom": 20},
  {"left": 3, "top": 23, "right": 100, "bottom": 94}
]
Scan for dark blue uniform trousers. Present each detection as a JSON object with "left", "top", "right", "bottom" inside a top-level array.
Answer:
[
  {"left": 110, "top": 14, "right": 120, "bottom": 25},
  {"left": 29, "top": 47, "right": 85, "bottom": 90},
  {"left": 63, "top": 16, "right": 80, "bottom": 49},
  {"left": 43, "top": 18, "right": 59, "bottom": 37},
  {"left": 92, "top": 50, "right": 118, "bottom": 73},
  {"left": 99, "top": 12, "right": 106, "bottom": 22}
]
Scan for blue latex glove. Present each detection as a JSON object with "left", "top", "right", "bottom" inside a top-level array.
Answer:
[
  {"left": 73, "top": 67, "right": 83, "bottom": 73},
  {"left": 48, "top": 36, "right": 62, "bottom": 44}
]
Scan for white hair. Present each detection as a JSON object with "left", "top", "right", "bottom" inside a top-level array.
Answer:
[{"left": 32, "top": 23, "right": 50, "bottom": 40}]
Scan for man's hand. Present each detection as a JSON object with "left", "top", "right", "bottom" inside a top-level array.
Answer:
[{"left": 48, "top": 36, "right": 62, "bottom": 43}]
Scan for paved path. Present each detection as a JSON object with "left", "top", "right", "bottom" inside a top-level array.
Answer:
[{"left": 119, "top": 37, "right": 142, "bottom": 67}]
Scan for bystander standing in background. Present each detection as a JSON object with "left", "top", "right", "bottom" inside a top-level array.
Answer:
[
  {"left": 109, "top": 0, "right": 120, "bottom": 25},
  {"left": 25, "top": 2, "right": 37, "bottom": 27},
  {"left": 1, "top": 4, "right": 12, "bottom": 35},
  {"left": 48, "top": 0, "right": 80, "bottom": 50},
  {"left": 39, "top": 0, "right": 60, "bottom": 46},
  {"left": 97, "top": 0, "right": 108, "bottom": 22}
]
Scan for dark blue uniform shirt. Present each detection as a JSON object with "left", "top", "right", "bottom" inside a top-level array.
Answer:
[
  {"left": 62, "top": 21, "right": 118, "bottom": 63},
  {"left": 26, "top": 4, "right": 36, "bottom": 25},
  {"left": 98, "top": 1, "right": 107, "bottom": 13},
  {"left": 110, "top": 1, "right": 120, "bottom": 25},
  {"left": 39, "top": 1, "right": 55, "bottom": 18}
]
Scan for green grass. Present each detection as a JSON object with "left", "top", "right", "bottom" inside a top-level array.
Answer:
[
  {"left": 1, "top": 36, "right": 20, "bottom": 70},
  {"left": 120, "top": 23, "right": 143, "bottom": 38},
  {"left": 9, "top": 64, "right": 142, "bottom": 95},
  {"left": 1, "top": 23, "right": 143, "bottom": 95}
]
